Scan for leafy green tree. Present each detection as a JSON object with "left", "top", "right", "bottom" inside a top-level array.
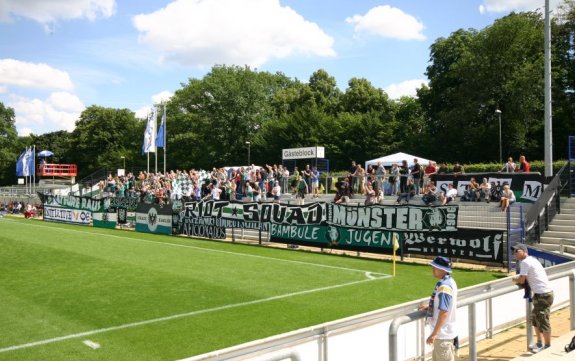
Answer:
[
  {"left": 68, "top": 106, "right": 142, "bottom": 178},
  {"left": 171, "top": 65, "right": 291, "bottom": 168},
  {"left": 0, "top": 103, "right": 19, "bottom": 185},
  {"left": 420, "top": 13, "right": 546, "bottom": 163},
  {"left": 29, "top": 131, "right": 72, "bottom": 164}
]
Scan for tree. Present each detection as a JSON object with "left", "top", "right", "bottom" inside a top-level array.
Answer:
[
  {"left": 68, "top": 106, "right": 142, "bottom": 178},
  {"left": 171, "top": 65, "right": 291, "bottom": 168},
  {"left": 420, "top": 13, "right": 546, "bottom": 162},
  {"left": 0, "top": 103, "right": 19, "bottom": 185}
]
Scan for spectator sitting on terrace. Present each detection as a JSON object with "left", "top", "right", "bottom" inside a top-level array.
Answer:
[
  {"left": 441, "top": 183, "right": 458, "bottom": 205},
  {"left": 24, "top": 203, "right": 35, "bottom": 219},
  {"left": 462, "top": 177, "right": 480, "bottom": 201},
  {"left": 479, "top": 178, "right": 491, "bottom": 203},
  {"left": 500, "top": 184, "right": 515, "bottom": 212},
  {"left": 422, "top": 182, "right": 439, "bottom": 206},
  {"left": 0, "top": 202, "right": 7, "bottom": 217},
  {"left": 396, "top": 178, "right": 416, "bottom": 205},
  {"left": 334, "top": 180, "right": 350, "bottom": 204}
]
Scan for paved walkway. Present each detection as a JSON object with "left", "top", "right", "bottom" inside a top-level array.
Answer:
[{"left": 458, "top": 306, "right": 573, "bottom": 361}]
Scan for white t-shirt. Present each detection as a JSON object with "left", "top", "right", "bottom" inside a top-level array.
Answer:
[
  {"left": 430, "top": 275, "right": 458, "bottom": 339},
  {"left": 519, "top": 256, "right": 552, "bottom": 294}
]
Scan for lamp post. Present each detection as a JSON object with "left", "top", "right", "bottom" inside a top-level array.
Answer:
[
  {"left": 121, "top": 156, "right": 126, "bottom": 170},
  {"left": 495, "top": 109, "right": 502, "bottom": 164},
  {"left": 245, "top": 141, "right": 251, "bottom": 166}
]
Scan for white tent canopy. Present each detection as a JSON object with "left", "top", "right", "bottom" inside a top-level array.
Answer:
[{"left": 365, "top": 152, "right": 433, "bottom": 169}]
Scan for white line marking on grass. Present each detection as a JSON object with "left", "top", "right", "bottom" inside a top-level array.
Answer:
[
  {"left": 0, "top": 276, "right": 389, "bottom": 354},
  {"left": 2, "top": 219, "right": 390, "bottom": 277},
  {"left": 82, "top": 340, "right": 100, "bottom": 349}
]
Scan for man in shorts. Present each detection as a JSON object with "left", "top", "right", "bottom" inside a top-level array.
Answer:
[
  {"left": 512, "top": 243, "right": 554, "bottom": 352},
  {"left": 418, "top": 256, "right": 458, "bottom": 361}
]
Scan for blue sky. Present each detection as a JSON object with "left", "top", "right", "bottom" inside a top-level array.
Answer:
[{"left": 0, "top": 0, "right": 564, "bottom": 136}]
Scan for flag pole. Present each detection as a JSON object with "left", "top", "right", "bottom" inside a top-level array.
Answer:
[
  {"left": 163, "top": 104, "right": 167, "bottom": 174},
  {"left": 33, "top": 145, "right": 36, "bottom": 195},
  {"left": 392, "top": 232, "right": 399, "bottom": 277}
]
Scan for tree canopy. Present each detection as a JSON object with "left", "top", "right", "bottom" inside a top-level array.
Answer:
[{"left": 3, "top": 5, "right": 575, "bottom": 185}]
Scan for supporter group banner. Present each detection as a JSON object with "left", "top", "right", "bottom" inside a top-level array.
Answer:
[
  {"left": 38, "top": 193, "right": 109, "bottom": 226},
  {"left": 109, "top": 197, "right": 139, "bottom": 225},
  {"left": 135, "top": 203, "right": 172, "bottom": 235},
  {"left": 174, "top": 200, "right": 459, "bottom": 254},
  {"left": 400, "top": 229, "right": 505, "bottom": 263},
  {"left": 433, "top": 172, "right": 545, "bottom": 203}
]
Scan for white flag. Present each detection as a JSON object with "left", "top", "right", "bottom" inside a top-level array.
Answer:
[{"left": 143, "top": 108, "right": 157, "bottom": 153}]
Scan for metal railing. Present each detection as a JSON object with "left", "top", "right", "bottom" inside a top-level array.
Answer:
[{"left": 180, "top": 261, "right": 575, "bottom": 361}]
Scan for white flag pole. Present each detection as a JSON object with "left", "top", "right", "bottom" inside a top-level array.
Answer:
[{"left": 163, "top": 104, "right": 167, "bottom": 174}]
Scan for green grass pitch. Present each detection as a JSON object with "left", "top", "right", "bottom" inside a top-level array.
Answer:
[{"left": 0, "top": 217, "right": 500, "bottom": 360}]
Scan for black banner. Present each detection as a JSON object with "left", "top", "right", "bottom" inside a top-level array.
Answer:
[{"left": 401, "top": 229, "right": 505, "bottom": 263}]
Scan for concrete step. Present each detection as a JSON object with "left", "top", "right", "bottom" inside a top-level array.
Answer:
[
  {"left": 554, "top": 213, "right": 575, "bottom": 221},
  {"left": 548, "top": 224, "right": 575, "bottom": 232},
  {"left": 539, "top": 236, "right": 575, "bottom": 245},
  {"left": 550, "top": 219, "right": 575, "bottom": 227},
  {"left": 540, "top": 230, "right": 575, "bottom": 239}
]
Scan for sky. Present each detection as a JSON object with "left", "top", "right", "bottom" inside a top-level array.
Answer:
[{"left": 0, "top": 0, "right": 566, "bottom": 136}]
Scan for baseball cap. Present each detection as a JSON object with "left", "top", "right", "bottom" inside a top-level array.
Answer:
[
  {"left": 430, "top": 256, "right": 452, "bottom": 273},
  {"left": 511, "top": 243, "right": 527, "bottom": 252}
]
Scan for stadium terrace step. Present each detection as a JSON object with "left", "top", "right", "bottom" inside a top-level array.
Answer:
[
  {"left": 548, "top": 225, "right": 575, "bottom": 233},
  {"left": 553, "top": 213, "right": 575, "bottom": 221},
  {"left": 541, "top": 231, "right": 575, "bottom": 240},
  {"left": 539, "top": 237, "right": 575, "bottom": 246},
  {"left": 511, "top": 330, "right": 575, "bottom": 361}
]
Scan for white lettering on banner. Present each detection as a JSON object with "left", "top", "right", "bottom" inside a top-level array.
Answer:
[
  {"left": 331, "top": 205, "right": 427, "bottom": 230},
  {"left": 270, "top": 224, "right": 319, "bottom": 240},
  {"left": 344, "top": 229, "right": 392, "bottom": 247},
  {"left": 45, "top": 195, "right": 106, "bottom": 212},
  {"left": 403, "top": 232, "right": 503, "bottom": 261}
]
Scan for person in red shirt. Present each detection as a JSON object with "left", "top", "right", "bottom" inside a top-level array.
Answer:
[{"left": 517, "top": 155, "right": 531, "bottom": 173}]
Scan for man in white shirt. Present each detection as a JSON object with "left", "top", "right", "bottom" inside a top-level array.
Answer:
[
  {"left": 441, "top": 183, "right": 458, "bottom": 205},
  {"left": 512, "top": 243, "right": 554, "bottom": 352}
]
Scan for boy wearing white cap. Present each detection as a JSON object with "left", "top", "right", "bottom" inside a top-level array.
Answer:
[{"left": 419, "top": 256, "right": 458, "bottom": 361}]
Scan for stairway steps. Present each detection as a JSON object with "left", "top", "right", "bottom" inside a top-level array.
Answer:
[
  {"left": 548, "top": 224, "right": 575, "bottom": 232},
  {"left": 554, "top": 213, "right": 575, "bottom": 221}
]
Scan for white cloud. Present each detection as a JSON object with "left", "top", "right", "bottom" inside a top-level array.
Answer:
[
  {"left": 133, "top": 91, "right": 174, "bottom": 119},
  {"left": 346, "top": 5, "right": 425, "bottom": 41},
  {"left": 385, "top": 79, "right": 428, "bottom": 99},
  {"left": 134, "top": 106, "right": 150, "bottom": 120},
  {"left": 152, "top": 90, "right": 173, "bottom": 105},
  {"left": 132, "top": 0, "right": 336, "bottom": 68},
  {"left": 9, "top": 92, "right": 84, "bottom": 135},
  {"left": 0, "top": 0, "right": 116, "bottom": 24},
  {"left": 479, "top": 0, "right": 564, "bottom": 14},
  {"left": 0, "top": 59, "right": 74, "bottom": 91}
]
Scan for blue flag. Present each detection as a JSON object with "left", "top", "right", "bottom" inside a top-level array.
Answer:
[
  {"left": 156, "top": 107, "right": 165, "bottom": 148},
  {"left": 16, "top": 147, "right": 34, "bottom": 177},
  {"left": 15, "top": 149, "right": 26, "bottom": 176}
]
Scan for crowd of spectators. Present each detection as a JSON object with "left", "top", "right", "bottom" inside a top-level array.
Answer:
[
  {"left": 88, "top": 155, "right": 532, "bottom": 207},
  {"left": 97, "top": 164, "right": 307, "bottom": 205},
  {"left": 333, "top": 155, "right": 531, "bottom": 207},
  {"left": 0, "top": 201, "right": 41, "bottom": 218}
]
